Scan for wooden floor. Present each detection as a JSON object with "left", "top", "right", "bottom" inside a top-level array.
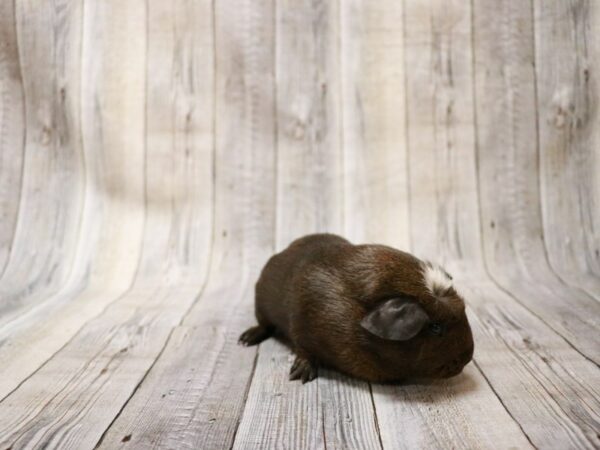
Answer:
[{"left": 1, "top": 0, "right": 599, "bottom": 449}]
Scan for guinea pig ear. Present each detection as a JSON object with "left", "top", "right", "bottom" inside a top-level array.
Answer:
[{"left": 360, "top": 297, "right": 429, "bottom": 341}]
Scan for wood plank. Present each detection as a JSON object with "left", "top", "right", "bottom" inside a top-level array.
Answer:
[
  {"left": 0, "top": 0, "right": 148, "bottom": 400},
  {"left": 0, "top": 1, "right": 216, "bottom": 447},
  {"left": 0, "top": 0, "right": 218, "bottom": 433},
  {"left": 464, "top": 280, "right": 600, "bottom": 449},
  {"left": 0, "top": 0, "right": 597, "bottom": 449},
  {"left": 472, "top": 0, "right": 600, "bottom": 363},
  {"left": 235, "top": 340, "right": 382, "bottom": 450},
  {"left": 0, "top": 0, "right": 84, "bottom": 327},
  {"left": 378, "top": 282, "right": 600, "bottom": 449},
  {"left": 0, "top": 286, "right": 197, "bottom": 449},
  {"left": 534, "top": 0, "right": 600, "bottom": 299},
  {"left": 0, "top": 0, "right": 25, "bottom": 274},
  {"left": 341, "top": 0, "right": 409, "bottom": 248},
  {"left": 403, "top": 0, "right": 484, "bottom": 265},
  {"left": 374, "top": 363, "right": 532, "bottom": 449},
  {"left": 372, "top": 1, "right": 533, "bottom": 448},
  {"left": 275, "top": 0, "right": 343, "bottom": 243},
  {"left": 94, "top": 283, "right": 257, "bottom": 449},
  {"left": 95, "top": 0, "right": 276, "bottom": 447},
  {"left": 236, "top": 336, "right": 380, "bottom": 450},
  {"left": 128, "top": 0, "right": 214, "bottom": 287},
  {"left": 234, "top": 339, "right": 324, "bottom": 450},
  {"left": 233, "top": 1, "right": 384, "bottom": 448},
  {"left": 398, "top": 0, "right": 600, "bottom": 447},
  {"left": 468, "top": 1, "right": 600, "bottom": 442}
]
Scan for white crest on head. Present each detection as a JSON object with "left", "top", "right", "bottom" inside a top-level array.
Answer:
[{"left": 420, "top": 261, "right": 453, "bottom": 296}]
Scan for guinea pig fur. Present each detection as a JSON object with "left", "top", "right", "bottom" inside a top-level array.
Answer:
[{"left": 239, "top": 233, "right": 474, "bottom": 384}]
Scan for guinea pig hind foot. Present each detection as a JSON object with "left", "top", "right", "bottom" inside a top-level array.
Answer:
[
  {"left": 289, "top": 355, "right": 318, "bottom": 384},
  {"left": 238, "top": 325, "right": 273, "bottom": 346}
]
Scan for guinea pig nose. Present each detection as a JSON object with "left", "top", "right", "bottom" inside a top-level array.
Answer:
[{"left": 459, "top": 348, "right": 473, "bottom": 364}]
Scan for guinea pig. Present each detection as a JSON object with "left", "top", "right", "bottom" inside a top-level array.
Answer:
[{"left": 239, "top": 233, "right": 474, "bottom": 383}]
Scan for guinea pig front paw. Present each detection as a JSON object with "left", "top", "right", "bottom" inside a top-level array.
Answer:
[
  {"left": 289, "top": 355, "right": 318, "bottom": 384},
  {"left": 238, "top": 325, "right": 272, "bottom": 346}
]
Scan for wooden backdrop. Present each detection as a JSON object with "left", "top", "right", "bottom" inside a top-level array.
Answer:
[{"left": 0, "top": 0, "right": 598, "bottom": 448}]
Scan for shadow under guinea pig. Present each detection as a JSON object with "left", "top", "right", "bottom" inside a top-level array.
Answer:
[{"left": 272, "top": 334, "right": 478, "bottom": 399}]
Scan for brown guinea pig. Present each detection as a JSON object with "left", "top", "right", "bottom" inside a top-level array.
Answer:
[{"left": 239, "top": 233, "right": 474, "bottom": 383}]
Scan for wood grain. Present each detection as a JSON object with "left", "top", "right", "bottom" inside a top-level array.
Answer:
[
  {"left": 0, "top": 0, "right": 149, "bottom": 402},
  {"left": 401, "top": 0, "right": 600, "bottom": 448},
  {"left": 534, "top": 0, "right": 600, "bottom": 299},
  {"left": 465, "top": 281, "right": 600, "bottom": 449},
  {"left": 275, "top": 0, "right": 343, "bottom": 243},
  {"left": 0, "top": 0, "right": 93, "bottom": 400},
  {"left": 472, "top": 0, "right": 600, "bottom": 363},
  {"left": 341, "top": 0, "right": 409, "bottom": 248},
  {"left": 0, "top": 0, "right": 84, "bottom": 327},
  {"left": 376, "top": 1, "right": 533, "bottom": 448},
  {"left": 374, "top": 363, "right": 533, "bottom": 449},
  {"left": 0, "top": 0, "right": 25, "bottom": 274},
  {"left": 0, "top": 0, "right": 598, "bottom": 448},
  {"left": 234, "top": 2, "right": 385, "bottom": 448},
  {"left": 0, "top": 1, "right": 157, "bottom": 448},
  {"left": 97, "top": 0, "right": 276, "bottom": 447}
]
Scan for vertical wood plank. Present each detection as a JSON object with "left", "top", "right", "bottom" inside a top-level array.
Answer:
[
  {"left": 373, "top": 1, "right": 532, "bottom": 448},
  {"left": 0, "top": 0, "right": 217, "bottom": 442},
  {"left": 0, "top": 0, "right": 25, "bottom": 274},
  {"left": 0, "top": 1, "right": 150, "bottom": 447},
  {"left": 233, "top": 0, "right": 383, "bottom": 449},
  {"left": 275, "top": 0, "right": 343, "bottom": 245},
  {"left": 469, "top": 0, "right": 600, "bottom": 442},
  {"left": 339, "top": 1, "right": 410, "bottom": 448},
  {"left": 133, "top": 0, "right": 214, "bottom": 287},
  {"left": 231, "top": 0, "right": 333, "bottom": 447},
  {"left": 0, "top": 0, "right": 84, "bottom": 325},
  {"left": 78, "top": 0, "right": 147, "bottom": 286},
  {"left": 0, "top": 0, "right": 147, "bottom": 400},
  {"left": 398, "top": 0, "right": 600, "bottom": 446},
  {"left": 402, "top": 0, "right": 483, "bottom": 267},
  {"left": 472, "top": 0, "right": 599, "bottom": 362},
  {"left": 341, "top": 0, "right": 409, "bottom": 248},
  {"left": 534, "top": 0, "right": 600, "bottom": 298},
  {"left": 96, "top": 0, "right": 277, "bottom": 447}
]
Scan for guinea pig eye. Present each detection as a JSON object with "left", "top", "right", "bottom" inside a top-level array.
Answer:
[{"left": 428, "top": 322, "right": 443, "bottom": 336}]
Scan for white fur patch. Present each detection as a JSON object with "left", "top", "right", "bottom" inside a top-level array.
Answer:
[{"left": 421, "top": 262, "right": 453, "bottom": 296}]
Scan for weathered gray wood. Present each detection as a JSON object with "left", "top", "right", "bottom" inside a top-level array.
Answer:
[
  {"left": 237, "top": 341, "right": 381, "bottom": 450},
  {"left": 399, "top": 0, "right": 600, "bottom": 448},
  {"left": 373, "top": 1, "right": 533, "bottom": 448},
  {"left": 234, "top": 338, "right": 326, "bottom": 450},
  {"left": 339, "top": 1, "right": 530, "bottom": 448},
  {"left": 0, "top": 0, "right": 84, "bottom": 326},
  {"left": 472, "top": 0, "right": 600, "bottom": 363},
  {"left": 534, "top": 0, "right": 600, "bottom": 299},
  {"left": 341, "top": 0, "right": 409, "bottom": 248},
  {"left": 236, "top": 340, "right": 381, "bottom": 450},
  {"left": 403, "top": 1, "right": 483, "bottom": 265},
  {"left": 0, "top": 0, "right": 98, "bottom": 400},
  {"left": 274, "top": 0, "right": 343, "bottom": 242},
  {"left": 0, "top": 1, "right": 211, "bottom": 448},
  {"left": 95, "top": 0, "right": 275, "bottom": 448},
  {"left": 464, "top": 281, "right": 600, "bottom": 449},
  {"left": 468, "top": 1, "right": 600, "bottom": 441},
  {"left": 0, "top": 0, "right": 25, "bottom": 274},
  {"left": 0, "top": 0, "right": 598, "bottom": 448},
  {"left": 0, "top": 0, "right": 148, "bottom": 401},
  {"left": 233, "top": 1, "right": 385, "bottom": 448},
  {"left": 374, "top": 363, "right": 533, "bottom": 449}
]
